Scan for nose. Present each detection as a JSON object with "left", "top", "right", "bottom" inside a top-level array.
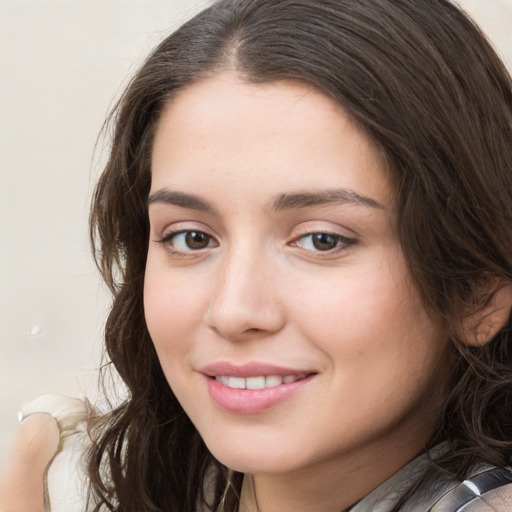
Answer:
[{"left": 206, "top": 247, "right": 286, "bottom": 341}]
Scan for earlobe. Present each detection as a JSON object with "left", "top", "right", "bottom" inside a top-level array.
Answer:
[{"left": 463, "top": 282, "right": 512, "bottom": 347}]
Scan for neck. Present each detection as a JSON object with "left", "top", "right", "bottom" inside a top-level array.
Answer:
[
  {"left": 240, "top": 473, "right": 357, "bottom": 512},
  {"left": 238, "top": 423, "right": 432, "bottom": 512}
]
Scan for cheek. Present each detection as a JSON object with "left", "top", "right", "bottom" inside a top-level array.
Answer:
[
  {"left": 291, "top": 251, "right": 446, "bottom": 387},
  {"left": 143, "top": 260, "right": 208, "bottom": 361},
  {"left": 290, "top": 262, "right": 450, "bottom": 446}
]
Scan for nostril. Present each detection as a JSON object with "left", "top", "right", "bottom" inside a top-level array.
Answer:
[{"left": 206, "top": 289, "right": 286, "bottom": 341}]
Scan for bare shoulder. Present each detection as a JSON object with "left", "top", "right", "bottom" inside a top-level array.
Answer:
[
  {"left": 0, "top": 413, "right": 60, "bottom": 512},
  {"left": 460, "top": 483, "right": 512, "bottom": 511}
]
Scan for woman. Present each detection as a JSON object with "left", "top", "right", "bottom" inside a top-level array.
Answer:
[{"left": 2, "top": 0, "right": 512, "bottom": 510}]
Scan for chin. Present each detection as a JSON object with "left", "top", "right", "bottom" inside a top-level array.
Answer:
[{"left": 203, "top": 436, "right": 304, "bottom": 474}]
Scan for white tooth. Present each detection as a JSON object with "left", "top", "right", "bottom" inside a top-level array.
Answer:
[
  {"left": 283, "top": 375, "right": 299, "bottom": 384},
  {"left": 216, "top": 376, "right": 230, "bottom": 386},
  {"left": 265, "top": 375, "right": 283, "bottom": 388},
  {"left": 246, "top": 376, "right": 266, "bottom": 390},
  {"left": 228, "top": 376, "right": 246, "bottom": 389}
]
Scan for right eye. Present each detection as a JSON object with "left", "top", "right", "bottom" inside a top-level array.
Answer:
[{"left": 157, "top": 230, "right": 218, "bottom": 253}]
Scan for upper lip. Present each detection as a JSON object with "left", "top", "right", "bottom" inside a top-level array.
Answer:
[{"left": 199, "top": 362, "right": 316, "bottom": 378}]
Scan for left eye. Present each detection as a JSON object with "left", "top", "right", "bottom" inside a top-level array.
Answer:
[
  {"left": 295, "top": 233, "right": 352, "bottom": 252},
  {"left": 162, "top": 230, "right": 216, "bottom": 251}
]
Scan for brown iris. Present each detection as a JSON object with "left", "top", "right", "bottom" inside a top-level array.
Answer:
[
  {"left": 185, "top": 231, "right": 211, "bottom": 249},
  {"left": 311, "top": 233, "right": 339, "bottom": 251}
]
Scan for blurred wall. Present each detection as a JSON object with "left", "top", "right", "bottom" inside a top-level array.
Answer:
[
  {"left": 0, "top": 0, "right": 511, "bottom": 465},
  {"left": 0, "top": 0, "right": 212, "bottom": 465}
]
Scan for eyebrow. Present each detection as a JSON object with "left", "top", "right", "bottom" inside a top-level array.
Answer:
[
  {"left": 147, "top": 187, "right": 384, "bottom": 212},
  {"left": 147, "top": 190, "right": 213, "bottom": 212},
  {"left": 270, "top": 189, "right": 384, "bottom": 211}
]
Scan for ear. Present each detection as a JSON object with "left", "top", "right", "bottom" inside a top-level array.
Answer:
[{"left": 463, "top": 282, "right": 512, "bottom": 347}]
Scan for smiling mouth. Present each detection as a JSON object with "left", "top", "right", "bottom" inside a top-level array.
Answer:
[
  {"left": 214, "top": 374, "right": 308, "bottom": 390},
  {"left": 201, "top": 363, "right": 317, "bottom": 412}
]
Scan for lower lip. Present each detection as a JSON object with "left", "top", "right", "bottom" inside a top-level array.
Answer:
[{"left": 205, "top": 375, "right": 315, "bottom": 414}]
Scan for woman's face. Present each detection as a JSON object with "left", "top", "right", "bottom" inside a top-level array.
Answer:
[{"left": 145, "top": 73, "right": 452, "bottom": 481}]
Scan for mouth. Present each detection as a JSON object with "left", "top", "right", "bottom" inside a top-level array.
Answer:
[
  {"left": 200, "top": 362, "right": 317, "bottom": 414},
  {"left": 213, "top": 373, "right": 309, "bottom": 390}
]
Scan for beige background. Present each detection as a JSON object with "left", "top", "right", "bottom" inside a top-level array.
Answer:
[
  {"left": 0, "top": 0, "right": 511, "bottom": 466},
  {"left": 0, "top": 0, "right": 213, "bottom": 466}
]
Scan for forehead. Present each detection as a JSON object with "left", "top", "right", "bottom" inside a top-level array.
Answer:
[{"left": 150, "top": 72, "right": 392, "bottom": 207}]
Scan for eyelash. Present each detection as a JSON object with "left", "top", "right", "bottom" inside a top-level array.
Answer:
[
  {"left": 156, "top": 230, "right": 218, "bottom": 255},
  {"left": 155, "top": 229, "right": 356, "bottom": 258},
  {"left": 290, "top": 232, "right": 356, "bottom": 256}
]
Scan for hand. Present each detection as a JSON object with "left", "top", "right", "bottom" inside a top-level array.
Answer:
[{"left": 0, "top": 413, "right": 60, "bottom": 512}]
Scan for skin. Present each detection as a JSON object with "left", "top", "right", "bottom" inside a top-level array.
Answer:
[
  {"left": 144, "top": 72, "right": 454, "bottom": 512},
  {"left": 0, "top": 414, "right": 59, "bottom": 512}
]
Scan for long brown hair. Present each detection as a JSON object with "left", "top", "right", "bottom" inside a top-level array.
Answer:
[{"left": 88, "top": 1, "right": 512, "bottom": 510}]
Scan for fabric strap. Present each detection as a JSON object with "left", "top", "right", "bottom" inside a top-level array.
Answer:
[{"left": 428, "top": 467, "right": 512, "bottom": 512}]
